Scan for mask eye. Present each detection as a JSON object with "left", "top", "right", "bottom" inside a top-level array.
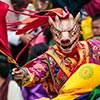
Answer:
[
  {"left": 72, "top": 31, "right": 75, "bottom": 36},
  {"left": 56, "top": 30, "right": 60, "bottom": 37},
  {"left": 71, "top": 26, "right": 77, "bottom": 36},
  {"left": 52, "top": 28, "right": 60, "bottom": 37}
]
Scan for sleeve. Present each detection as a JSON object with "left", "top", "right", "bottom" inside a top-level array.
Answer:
[
  {"left": 21, "top": 55, "right": 49, "bottom": 86},
  {"left": 87, "top": 38, "right": 100, "bottom": 64}
]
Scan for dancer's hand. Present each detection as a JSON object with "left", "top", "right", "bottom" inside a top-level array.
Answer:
[{"left": 12, "top": 67, "right": 25, "bottom": 80}]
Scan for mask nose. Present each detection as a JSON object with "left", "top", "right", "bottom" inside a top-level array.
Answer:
[
  {"left": 61, "top": 32, "right": 70, "bottom": 44},
  {"left": 61, "top": 39, "right": 70, "bottom": 44}
]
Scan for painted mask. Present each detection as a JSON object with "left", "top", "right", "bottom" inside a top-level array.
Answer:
[{"left": 48, "top": 13, "right": 80, "bottom": 54}]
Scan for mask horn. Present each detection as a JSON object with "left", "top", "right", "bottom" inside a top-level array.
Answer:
[
  {"left": 48, "top": 16, "right": 55, "bottom": 26},
  {"left": 55, "top": 15, "right": 60, "bottom": 28},
  {"left": 55, "top": 15, "right": 60, "bottom": 22},
  {"left": 75, "top": 12, "right": 80, "bottom": 23}
]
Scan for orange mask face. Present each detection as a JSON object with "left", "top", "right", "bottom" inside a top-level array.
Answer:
[{"left": 48, "top": 13, "right": 80, "bottom": 54}]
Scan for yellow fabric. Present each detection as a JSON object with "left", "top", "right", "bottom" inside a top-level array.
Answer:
[
  {"left": 58, "top": 63, "right": 100, "bottom": 100},
  {"left": 38, "top": 63, "right": 100, "bottom": 100},
  {"left": 81, "top": 16, "right": 93, "bottom": 40},
  {"left": 36, "top": 98, "right": 50, "bottom": 100}
]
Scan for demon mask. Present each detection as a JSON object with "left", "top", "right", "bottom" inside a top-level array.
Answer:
[{"left": 48, "top": 13, "right": 80, "bottom": 54}]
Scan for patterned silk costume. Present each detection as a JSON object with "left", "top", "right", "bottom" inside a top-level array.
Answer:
[
  {"left": 12, "top": 7, "right": 100, "bottom": 100},
  {"left": 21, "top": 35, "right": 100, "bottom": 99}
]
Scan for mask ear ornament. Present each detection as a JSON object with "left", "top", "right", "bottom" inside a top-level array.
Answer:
[
  {"left": 48, "top": 16, "right": 55, "bottom": 27},
  {"left": 75, "top": 12, "right": 80, "bottom": 24},
  {"left": 55, "top": 15, "right": 61, "bottom": 29}
]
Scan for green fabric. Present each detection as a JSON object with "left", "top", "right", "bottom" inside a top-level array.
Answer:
[
  {"left": 88, "top": 84, "right": 100, "bottom": 100},
  {"left": 93, "top": 36, "right": 100, "bottom": 38},
  {"left": 95, "top": 36, "right": 100, "bottom": 38},
  {"left": 49, "top": 40, "right": 55, "bottom": 46}
]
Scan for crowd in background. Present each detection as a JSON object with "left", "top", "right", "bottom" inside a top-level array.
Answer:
[{"left": 0, "top": 0, "right": 100, "bottom": 100}]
